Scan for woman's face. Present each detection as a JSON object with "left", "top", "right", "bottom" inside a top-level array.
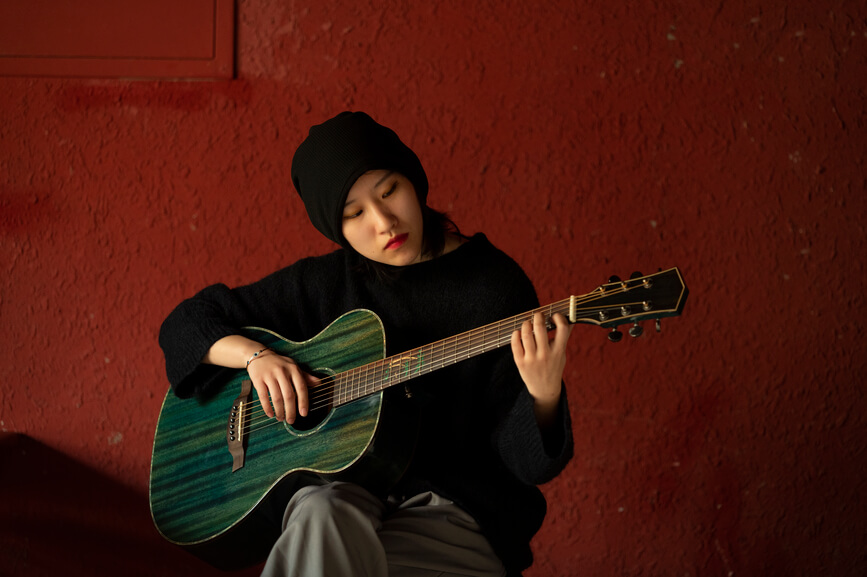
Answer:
[{"left": 342, "top": 170, "right": 425, "bottom": 266}]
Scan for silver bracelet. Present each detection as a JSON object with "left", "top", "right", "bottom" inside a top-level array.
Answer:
[{"left": 245, "top": 347, "right": 271, "bottom": 369}]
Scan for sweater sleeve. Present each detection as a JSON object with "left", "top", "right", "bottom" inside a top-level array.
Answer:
[
  {"left": 476, "top": 244, "right": 575, "bottom": 486},
  {"left": 158, "top": 282, "right": 255, "bottom": 398},
  {"left": 490, "top": 354, "right": 574, "bottom": 485},
  {"left": 158, "top": 254, "right": 342, "bottom": 398}
]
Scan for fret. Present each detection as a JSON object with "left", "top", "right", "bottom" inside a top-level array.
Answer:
[
  {"left": 376, "top": 358, "right": 388, "bottom": 392},
  {"left": 368, "top": 360, "right": 377, "bottom": 395},
  {"left": 419, "top": 344, "right": 431, "bottom": 376},
  {"left": 499, "top": 319, "right": 510, "bottom": 347},
  {"left": 355, "top": 365, "right": 364, "bottom": 399},
  {"left": 340, "top": 367, "right": 350, "bottom": 405},
  {"left": 359, "top": 362, "right": 371, "bottom": 399},
  {"left": 452, "top": 336, "right": 458, "bottom": 365},
  {"left": 458, "top": 329, "right": 468, "bottom": 362},
  {"left": 343, "top": 368, "right": 352, "bottom": 405},
  {"left": 370, "top": 360, "right": 379, "bottom": 394}
]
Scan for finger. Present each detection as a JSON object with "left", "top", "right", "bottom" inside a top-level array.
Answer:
[
  {"left": 521, "top": 317, "right": 536, "bottom": 353},
  {"left": 252, "top": 380, "right": 275, "bottom": 419},
  {"left": 274, "top": 372, "right": 296, "bottom": 422},
  {"left": 289, "top": 364, "right": 309, "bottom": 419},
  {"left": 248, "top": 359, "right": 284, "bottom": 420},
  {"left": 551, "top": 313, "right": 573, "bottom": 351},
  {"left": 533, "top": 313, "right": 548, "bottom": 349},
  {"left": 511, "top": 327, "right": 524, "bottom": 364},
  {"left": 266, "top": 376, "right": 287, "bottom": 422}
]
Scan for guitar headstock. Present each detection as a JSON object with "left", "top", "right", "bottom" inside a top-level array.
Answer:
[{"left": 568, "top": 267, "right": 688, "bottom": 342}]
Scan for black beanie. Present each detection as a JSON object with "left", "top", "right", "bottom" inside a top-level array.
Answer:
[{"left": 291, "top": 111, "right": 429, "bottom": 247}]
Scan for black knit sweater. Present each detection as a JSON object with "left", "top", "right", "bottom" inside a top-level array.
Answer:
[{"left": 158, "top": 233, "right": 573, "bottom": 575}]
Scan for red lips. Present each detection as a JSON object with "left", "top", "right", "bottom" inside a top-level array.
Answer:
[{"left": 385, "top": 233, "right": 408, "bottom": 250}]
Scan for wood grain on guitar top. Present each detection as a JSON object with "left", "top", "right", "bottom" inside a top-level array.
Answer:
[{"left": 149, "top": 309, "right": 398, "bottom": 551}]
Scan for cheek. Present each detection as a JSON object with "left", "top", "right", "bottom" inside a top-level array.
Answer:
[
  {"left": 341, "top": 222, "right": 372, "bottom": 254},
  {"left": 341, "top": 222, "right": 359, "bottom": 246},
  {"left": 399, "top": 196, "right": 423, "bottom": 227}
]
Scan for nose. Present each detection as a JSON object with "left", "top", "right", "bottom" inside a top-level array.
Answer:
[{"left": 371, "top": 203, "right": 396, "bottom": 232}]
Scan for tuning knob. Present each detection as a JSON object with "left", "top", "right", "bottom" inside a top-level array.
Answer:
[
  {"left": 608, "top": 275, "right": 621, "bottom": 284},
  {"left": 608, "top": 328, "right": 623, "bottom": 343},
  {"left": 630, "top": 271, "right": 644, "bottom": 279},
  {"left": 629, "top": 322, "right": 643, "bottom": 338}
]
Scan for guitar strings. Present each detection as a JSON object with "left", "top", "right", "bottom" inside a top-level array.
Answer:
[
  {"left": 232, "top": 282, "right": 648, "bottom": 435},
  {"left": 239, "top": 285, "right": 651, "bottom": 433},
  {"left": 239, "top": 299, "right": 577, "bottom": 431},
  {"left": 241, "top": 303, "right": 656, "bottom": 435}
]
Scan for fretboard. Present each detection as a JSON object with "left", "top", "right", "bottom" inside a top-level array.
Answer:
[{"left": 332, "top": 300, "right": 572, "bottom": 405}]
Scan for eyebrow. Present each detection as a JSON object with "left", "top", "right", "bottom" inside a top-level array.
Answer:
[
  {"left": 344, "top": 171, "right": 395, "bottom": 206},
  {"left": 374, "top": 170, "right": 395, "bottom": 188}
]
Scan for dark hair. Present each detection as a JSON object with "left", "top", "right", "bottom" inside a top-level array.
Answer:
[{"left": 421, "top": 206, "right": 462, "bottom": 258}]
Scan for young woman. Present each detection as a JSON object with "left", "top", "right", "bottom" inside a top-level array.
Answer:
[{"left": 159, "top": 111, "right": 574, "bottom": 577}]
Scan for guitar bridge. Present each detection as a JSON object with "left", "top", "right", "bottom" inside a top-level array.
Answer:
[{"left": 227, "top": 379, "right": 252, "bottom": 472}]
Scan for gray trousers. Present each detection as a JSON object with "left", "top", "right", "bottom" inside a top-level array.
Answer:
[{"left": 260, "top": 481, "right": 507, "bottom": 577}]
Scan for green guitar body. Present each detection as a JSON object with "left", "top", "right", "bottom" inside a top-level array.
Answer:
[{"left": 149, "top": 309, "right": 417, "bottom": 570}]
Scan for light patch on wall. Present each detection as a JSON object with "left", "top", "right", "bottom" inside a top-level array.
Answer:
[
  {"left": 108, "top": 432, "right": 123, "bottom": 445},
  {"left": 714, "top": 538, "right": 735, "bottom": 577}
]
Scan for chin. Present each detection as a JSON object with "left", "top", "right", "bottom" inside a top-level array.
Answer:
[{"left": 389, "top": 251, "right": 423, "bottom": 267}]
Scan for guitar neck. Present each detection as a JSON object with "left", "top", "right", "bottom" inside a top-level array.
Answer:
[
  {"left": 331, "top": 266, "right": 687, "bottom": 405},
  {"left": 333, "top": 300, "right": 572, "bottom": 405}
]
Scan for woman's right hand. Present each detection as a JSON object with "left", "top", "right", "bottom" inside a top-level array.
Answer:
[
  {"left": 245, "top": 351, "right": 318, "bottom": 423},
  {"left": 202, "top": 335, "right": 318, "bottom": 423}
]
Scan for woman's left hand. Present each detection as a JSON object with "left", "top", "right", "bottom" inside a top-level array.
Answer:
[{"left": 511, "top": 312, "right": 573, "bottom": 429}]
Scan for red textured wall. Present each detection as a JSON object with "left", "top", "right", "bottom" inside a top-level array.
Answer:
[{"left": 2, "top": 1, "right": 865, "bottom": 575}]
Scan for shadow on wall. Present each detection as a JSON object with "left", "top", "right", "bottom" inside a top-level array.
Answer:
[{"left": 0, "top": 433, "right": 262, "bottom": 577}]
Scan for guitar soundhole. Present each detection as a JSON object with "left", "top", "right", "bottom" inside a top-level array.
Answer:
[{"left": 288, "top": 371, "right": 334, "bottom": 433}]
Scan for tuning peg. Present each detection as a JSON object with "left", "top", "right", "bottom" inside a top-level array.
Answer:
[
  {"left": 608, "top": 328, "right": 623, "bottom": 343},
  {"left": 655, "top": 319, "right": 662, "bottom": 333},
  {"left": 629, "top": 322, "right": 643, "bottom": 338},
  {"left": 608, "top": 275, "right": 621, "bottom": 284},
  {"left": 630, "top": 271, "right": 644, "bottom": 279}
]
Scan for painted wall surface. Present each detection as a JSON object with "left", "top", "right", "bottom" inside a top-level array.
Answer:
[{"left": 1, "top": 1, "right": 865, "bottom": 575}]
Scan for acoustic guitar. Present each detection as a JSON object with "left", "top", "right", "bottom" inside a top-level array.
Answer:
[{"left": 149, "top": 267, "right": 688, "bottom": 569}]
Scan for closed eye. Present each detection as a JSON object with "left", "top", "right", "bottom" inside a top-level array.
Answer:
[
  {"left": 382, "top": 182, "right": 398, "bottom": 199},
  {"left": 344, "top": 177, "right": 398, "bottom": 219}
]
